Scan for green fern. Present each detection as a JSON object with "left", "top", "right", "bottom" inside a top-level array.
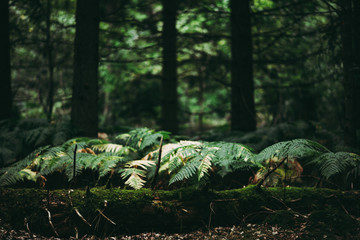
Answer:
[
  {"left": 209, "top": 142, "right": 255, "bottom": 177},
  {"left": 92, "top": 143, "right": 124, "bottom": 153},
  {"left": 0, "top": 145, "right": 50, "bottom": 186},
  {"left": 308, "top": 152, "right": 360, "bottom": 180},
  {"left": 255, "top": 139, "right": 330, "bottom": 164},
  {"left": 116, "top": 128, "right": 170, "bottom": 152},
  {"left": 119, "top": 160, "right": 155, "bottom": 189}
]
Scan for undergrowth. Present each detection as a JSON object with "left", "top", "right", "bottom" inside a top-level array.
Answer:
[{"left": 0, "top": 125, "right": 359, "bottom": 190}]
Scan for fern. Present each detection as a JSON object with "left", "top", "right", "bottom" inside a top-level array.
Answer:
[
  {"left": 169, "top": 158, "right": 200, "bottom": 185},
  {"left": 255, "top": 139, "right": 330, "bottom": 164},
  {"left": 308, "top": 152, "right": 360, "bottom": 180},
  {"left": 209, "top": 142, "right": 255, "bottom": 177},
  {"left": 92, "top": 143, "right": 124, "bottom": 153},
  {"left": 0, "top": 145, "right": 50, "bottom": 186},
  {"left": 119, "top": 160, "right": 155, "bottom": 189},
  {"left": 116, "top": 128, "right": 170, "bottom": 152}
]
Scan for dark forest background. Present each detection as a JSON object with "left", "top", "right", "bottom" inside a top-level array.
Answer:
[{"left": 1, "top": 0, "right": 360, "bottom": 160}]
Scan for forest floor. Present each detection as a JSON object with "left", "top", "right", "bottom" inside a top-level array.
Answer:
[{"left": 1, "top": 219, "right": 359, "bottom": 240}]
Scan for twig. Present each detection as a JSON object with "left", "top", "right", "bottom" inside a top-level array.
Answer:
[
  {"left": 256, "top": 157, "right": 287, "bottom": 189},
  {"left": 97, "top": 209, "right": 116, "bottom": 226},
  {"left": 73, "top": 144, "right": 78, "bottom": 186},
  {"left": 74, "top": 208, "right": 92, "bottom": 227},
  {"left": 24, "top": 217, "right": 32, "bottom": 237},
  {"left": 208, "top": 202, "right": 215, "bottom": 232},
  {"left": 68, "top": 189, "right": 74, "bottom": 206},
  {"left": 151, "top": 136, "right": 164, "bottom": 189},
  {"left": 44, "top": 208, "right": 59, "bottom": 237}
]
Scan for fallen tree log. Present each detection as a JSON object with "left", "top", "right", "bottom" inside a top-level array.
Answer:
[{"left": 0, "top": 186, "right": 359, "bottom": 237}]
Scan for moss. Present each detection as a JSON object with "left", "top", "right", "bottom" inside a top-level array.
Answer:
[{"left": 1, "top": 186, "right": 360, "bottom": 236}]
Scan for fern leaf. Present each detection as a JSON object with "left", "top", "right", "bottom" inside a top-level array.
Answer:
[
  {"left": 140, "top": 133, "right": 162, "bottom": 150},
  {"left": 169, "top": 159, "right": 200, "bottom": 185},
  {"left": 309, "top": 152, "right": 360, "bottom": 179},
  {"left": 256, "top": 139, "right": 329, "bottom": 163},
  {"left": 92, "top": 143, "right": 124, "bottom": 153},
  {"left": 125, "top": 160, "right": 156, "bottom": 169},
  {"left": 125, "top": 172, "right": 146, "bottom": 190},
  {"left": 120, "top": 168, "right": 147, "bottom": 189}
]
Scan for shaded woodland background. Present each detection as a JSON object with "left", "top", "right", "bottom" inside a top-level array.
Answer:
[
  {"left": 1, "top": 2, "right": 360, "bottom": 238},
  {"left": 1, "top": 0, "right": 360, "bottom": 161}
]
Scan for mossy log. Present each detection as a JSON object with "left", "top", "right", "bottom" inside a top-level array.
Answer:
[{"left": 0, "top": 186, "right": 359, "bottom": 237}]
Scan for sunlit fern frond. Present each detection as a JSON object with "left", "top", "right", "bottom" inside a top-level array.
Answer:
[
  {"left": 119, "top": 160, "right": 155, "bottom": 189},
  {"left": 255, "top": 139, "right": 330, "bottom": 164},
  {"left": 92, "top": 143, "right": 124, "bottom": 153}
]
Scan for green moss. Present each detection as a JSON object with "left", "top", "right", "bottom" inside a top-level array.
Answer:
[{"left": 1, "top": 186, "right": 360, "bottom": 236}]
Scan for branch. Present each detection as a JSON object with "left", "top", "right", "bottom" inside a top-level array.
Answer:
[
  {"left": 97, "top": 209, "right": 116, "bottom": 226},
  {"left": 44, "top": 208, "right": 59, "bottom": 237},
  {"left": 256, "top": 157, "right": 287, "bottom": 189},
  {"left": 152, "top": 136, "right": 164, "bottom": 189}
]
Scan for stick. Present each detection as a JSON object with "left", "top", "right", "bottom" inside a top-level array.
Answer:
[
  {"left": 73, "top": 144, "right": 78, "bottom": 186},
  {"left": 97, "top": 209, "right": 116, "bottom": 225},
  {"left": 256, "top": 157, "right": 287, "bottom": 189},
  {"left": 74, "top": 208, "right": 92, "bottom": 227},
  {"left": 151, "top": 136, "right": 164, "bottom": 189},
  {"left": 44, "top": 208, "right": 59, "bottom": 237}
]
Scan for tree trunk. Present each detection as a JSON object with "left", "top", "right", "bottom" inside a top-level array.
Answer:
[
  {"left": 230, "top": 0, "right": 256, "bottom": 132},
  {"left": 0, "top": 0, "right": 12, "bottom": 121},
  {"left": 340, "top": 0, "right": 357, "bottom": 147},
  {"left": 71, "top": 0, "right": 100, "bottom": 137},
  {"left": 352, "top": 0, "right": 360, "bottom": 147},
  {"left": 46, "top": 0, "right": 54, "bottom": 122},
  {"left": 161, "top": 0, "right": 178, "bottom": 134}
]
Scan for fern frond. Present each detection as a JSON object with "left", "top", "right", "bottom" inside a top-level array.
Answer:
[
  {"left": 92, "top": 143, "right": 124, "bottom": 153},
  {"left": 0, "top": 145, "right": 50, "bottom": 186},
  {"left": 119, "top": 168, "right": 147, "bottom": 189},
  {"left": 140, "top": 133, "right": 162, "bottom": 150},
  {"left": 197, "top": 153, "right": 213, "bottom": 181},
  {"left": 309, "top": 152, "right": 360, "bottom": 179},
  {"left": 125, "top": 172, "right": 146, "bottom": 190},
  {"left": 125, "top": 160, "right": 156, "bottom": 169},
  {"left": 208, "top": 142, "right": 255, "bottom": 178},
  {"left": 116, "top": 128, "right": 171, "bottom": 153},
  {"left": 169, "top": 159, "right": 200, "bottom": 185},
  {"left": 256, "top": 139, "right": 329, "bottom": 164}
]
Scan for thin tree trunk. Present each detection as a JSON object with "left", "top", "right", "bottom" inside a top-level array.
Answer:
[
  {"left": 46, "top": 0, "right": 54, "bottom": 122},
  {"left": 161, "top": 0, "right": 178, "bottom": 134},
  {"left": 340, "top": 0, "right": 356, "bottom": 146},
  {"left": 71, "top": 0, "right": 100, "bottom": 137},
  {"left": 352, "top": 0, "right": 360, "bottom": 147},
  {"left": 0, "top": 0, "right": 12, "bottom": 121},
  {"left": 230, "top": 0, "right": 256, "bottom": 132}
]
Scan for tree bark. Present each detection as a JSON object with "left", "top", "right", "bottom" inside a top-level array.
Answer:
[
  {"left": 71, "top": 0, "right": 100, "bottom": 137},
  {"left": 352, "top": 0, "right": 360, "bottom": 147},
  {"left": 46, "top": 0, "right": 54, "bottom": 122},
  {"left": 161, "top": 0, "right": 179, "bottom": 134},
  {"left": 340, "top": 0, "right": 357, "bottom": 147},
  {"left": 230, "top": 0, "right": 256, "bottom": 132},
  {"left": 0, "top": 0, "right": 12, "bottom": 121}
]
